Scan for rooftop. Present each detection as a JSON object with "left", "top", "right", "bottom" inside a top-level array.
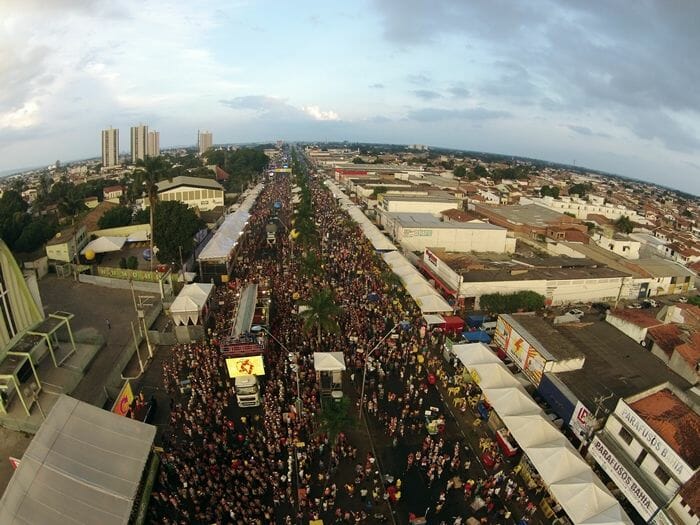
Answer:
[
  {"left": 607, "top": 309, "right": 662, "bottom": 329},
  {"left": 505, "top": 314, "right": 584, "bottom": 362},
  {"left": 552, "top": 321, "right": 692, "bottom": 413},
  {"left": 646, "top": 324, "right": 685, "bottom": 357},
  {"left": 477, "top": 203, "right": 567, "bottom": 227},
  {"left": 674, "top": 333, "right": 700, "bottom": 369},
  {"left": 387, "top": 212, "right": 504, "bottom": 230},
  {"left": 678, "top": 470, "right": 700, "bottom": 515},
  {"left": 156, "top": 175, "right": 224, "bottom": 193},
  {"left": 629, "top": 388, "right": 700, "bottom": 469},
  {"left": 81, "top": 200, "right": 120, "bottom": 232},
  {"left": 382, "top": 193, "right": 458, "bottom": 203}
]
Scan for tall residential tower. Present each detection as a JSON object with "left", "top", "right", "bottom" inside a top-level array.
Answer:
[
  {"left": 130, "top": 124, "right": 148, "bottom": 163},
  {"left": 198, "top": 130, "right": 213, "bottom": 156},
  {"left": 101, "top": 127, "right": 119, "bottom": 167},
  {"left": 148, "top": 130, "right": 160, "bottom": 157}
]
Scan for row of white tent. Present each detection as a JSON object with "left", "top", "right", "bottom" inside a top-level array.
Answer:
[
  {"left": 451, "top": 343, "right": 632, "bottom": 525},
  {"left": 198, "top": 184, "right": 265, "bottom": 263},
  {"left": 383, "top": 251, "right": 453, "bottom": 314},
  {"left": 325, "top": 180, "right": 452, "bottom": 314}
]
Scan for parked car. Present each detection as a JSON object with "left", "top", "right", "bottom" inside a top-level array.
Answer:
[
  {"left": 678, "top": 296, "right": 688, "bottom": 303},
  {"left": 567, "top": 308, "right": 585, "bottom": 318},
  {"left": 642, "top": 299, "right": 658, "bottom": 308},
  {"left": 626, "top": 303, "right": 642, "bottom": 309}
]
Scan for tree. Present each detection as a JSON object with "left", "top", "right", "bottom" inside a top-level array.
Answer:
[
  {"left": 299, "top": 251, "right": 324, "bottom": 278},
  {"left": 0, "top": 190, "right": 30, "bottom": 248},
  {"left": 316, "top": 396, "right": 354, "bottom": 444},
  {"left": 682, "top": 209, "right": 693, "bottom": 218},
  {"left": 298, "top": 288, "right": 343, "bottom": 343},
  {"left": 153, "top": 201, "right": 204, "bottom": 265},
  {"left": 472, "top": 165, "right": 488, "bottom": 179},
  {"left": 133, "top": 208, "right": 150, "bottom": 225},
  {"left": 372, "top": 186, "right": 388, "bottom": 197},
  {"left": 13, "top": 217, "right": 57, "bottom": 253},
  {"left": 352, "top": 157, "right": 364, "bottom": 164},
  {"left": 568, "top": 182, "right": 592, "bottom": 198},
  {"left": 98, "top": 206, "right": 133, "bottom": 229},
  {"left": 134, "top": 156, "right": 171, "bottom": 269},
  {"left": 480, "top": 291, "right": 545, "bottom": 314},
  {"left": 615, "top": 215, "right": 634, "bottom": 234},
  {"left": 540, "top": 185, "right": 560, "bottom": 198},
  {"left": 453, "top": 165, "right": 467, "bottom": 178}
]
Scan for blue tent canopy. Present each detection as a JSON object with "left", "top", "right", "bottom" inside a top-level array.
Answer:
[{"left": 461, "top": 330, "right": 491, "bottom": 343}]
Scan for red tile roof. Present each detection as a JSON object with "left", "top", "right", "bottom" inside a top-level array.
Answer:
[
  {"left": 646, "top": 324, "right": 685, "bottom": 358},
  {"left": 679, "top": 470, "right": 700, "bottom": 515},
  {"left": 629, "top": 389, "right": 700, "bottom": 469},
  {"left": 674, "top": 333, "right": 700, "bottom": 369},
  {"left": 609, "top": 309, "right": 662, "bottom": 329}
]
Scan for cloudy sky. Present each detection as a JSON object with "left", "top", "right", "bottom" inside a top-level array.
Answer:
[{"left": 2, "top": 0, "right": 699, "bottom": 193}]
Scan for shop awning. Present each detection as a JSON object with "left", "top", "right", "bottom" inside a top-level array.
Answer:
[
  {"left": 423, "top": 314, "right": 445, "bottom": 326},
  {"left": 170, "top": 283, "right": 214, "bottom": 326},
  {"left": 452, "top": 342, "right": 502, "bottom": 366},
  {"left": 81, "top": 236, "right": 126, "bottom": 254},
  {"left": 313, "top": 352, "right": 347, "bottom": 372}
]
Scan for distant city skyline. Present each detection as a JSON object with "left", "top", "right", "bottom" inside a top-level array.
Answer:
[{"left": 1, "top": 1, "right": 699, "bottom": 194}]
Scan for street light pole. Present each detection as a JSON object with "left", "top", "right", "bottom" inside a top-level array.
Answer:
[
  {"left": 254, "top": 325, "right": 302, "bottom": 417},
  {"left": 358, "top": 321, "right": 402, "bottom": 420}
]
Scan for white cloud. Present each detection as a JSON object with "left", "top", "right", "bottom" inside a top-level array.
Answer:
[{"left": 303, "top": 106, "right": 340, "bottom": 121}]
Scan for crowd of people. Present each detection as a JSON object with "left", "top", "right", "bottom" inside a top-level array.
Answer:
[{"left": 149, "top": 161, "right": 544, "bottom": 524}]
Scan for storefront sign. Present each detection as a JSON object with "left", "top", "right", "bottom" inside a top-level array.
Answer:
[
  {"left": 568, "top": 401, "right": 592, "bottom": 441},
  {"left": 615, "top": 400, "right": 691, "bottom": 481},
  {"left": 589, "top": 436, "right": 657, "bottom": 520}
]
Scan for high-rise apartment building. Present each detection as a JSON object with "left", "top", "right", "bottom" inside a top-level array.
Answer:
[
  {"left": 198, "top": 130, "right": 213, "bottom": 156},
  {"left": 101, "top": 127, "right": 119, "bottom": 167},
  {"left": 130, "top": 125, "right": 148, "bottom": 163},
  {"left": 148, "top": 131, "right": 160, "bottom": 157}
]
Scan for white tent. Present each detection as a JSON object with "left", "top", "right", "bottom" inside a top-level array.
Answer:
[
  {"left": 346, "top": 207, "right": 397, "bottom": 251},
  {"left": 469, "top": 363, "right": 522, "bottom": 389},
  {"left": 170, "top": 283, "right": 214, "bottom": 326},
  {"left": 0, "top": 395, "right": 155, "bottom": 525},
  {"left": 401, "top": 272, "right": 429, "bottom": 286},
  {"left": 501, "top": 414, "right": 569, "bottom": 448},
  {"left": 313, "top": 352, "right": 347, "bottom": 371},
  {"left": 415, "top": 294, "right": 452, "bottom": 314},
  {"left": 549, "top": 474, "right": 628, "bottom": 524},
  {"left": 405, "top": 281, "right": 438, "bottom": 298},
  {"left": 453, "top": 343, "right": 503, "bottom": 367},
  {"left": 525, "top": 445, "right": 590, "bottom": 484},
  {"left": 126, "top": 229, "right": 150, "bottom": 242},
  {"left": 423, "top": 314, "right": 445, "bottom": 326},
  {"left": 481, "top": 386, "right": 542, "bottom": 416},
  {"left": 81, "top": 236, "right": 127, "bottom": 254}
]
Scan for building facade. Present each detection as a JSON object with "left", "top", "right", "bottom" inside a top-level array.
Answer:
[
  {"left": 154, "top": 176, "right": 224, "bottom": 212},
  {"left": 101, "top": 127, "right": 119, "bottom": 167},
  {"left": 130, "top": 125, "right": 148, "bottom": 163},
  {"left": 45, "top": 226, "right": 88, "bottom": 263},
  {"left": 198, "top": 130, "right": 213, "bottom": 155},
  {"left": 589, "top": 386, "right": 699, "bottom": 525}
]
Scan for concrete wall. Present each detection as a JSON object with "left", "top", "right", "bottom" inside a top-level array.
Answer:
[
  {"left": 91, "top": 223, "right": 150, "bottom": 238},
  {"left": 461, "top": 279, "right": 548, "bottom": 310},
  {"left": 545, "top": 241, "right": 587, "bottom": 258},
  {"left": 159, "top": 186, "right": 224, "bottom": 212},
  {"left": 23, "top": 256, "right": 49, "bottom": 278},
  {"left": 384, "top": 200, "right": 458, "bottom": 215},
  {"left": 593, "top": 234, "right": 641, "bottom": 259},
  {"left": 550, "top": 277, "right": 623, "bottom": 305},
  {"left": 605, "top": 313, "right": 650, "bottom": 344},
  {"left": 668, "top": 351, "right": 699, "bottom": 385},
  {"left": 78, "top": 273, "right": 162, "bottom": 294},
  {"left": 399, "top": 226, "right": 510, "bottom": 253}
]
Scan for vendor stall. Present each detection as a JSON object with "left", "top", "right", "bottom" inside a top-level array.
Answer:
[{"left": 313, "top": 352, "right": 346, "bottom": 396}]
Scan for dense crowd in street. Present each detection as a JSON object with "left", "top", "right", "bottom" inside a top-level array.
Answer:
[{"left": 149, "top": 161, "right": 544, "bottom": 524}]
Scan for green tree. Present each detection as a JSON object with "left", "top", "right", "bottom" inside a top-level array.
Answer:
[
  {"left": 126, "top": 256, "right": 139, "bottom": 269},
  {"left": 472, "top": 165, "right": 488, "bottom": 179},
  {"left": 134, "top": 156, "right": 171, "bottom": 268},
  {"left": 299, "top": 251, "right": 324, "bottom": 278},
  {"left": 153, "top": 201, "right": 204, "bottom": 265},
  {"left": 0, "top": 190, "right": 30, "bottom": 248},
  {"left": 480, "top": 291, "right": 545, "bottom": 314},
  {"left": 682, "top": 209, "right": 693, "bottom": 218},
  {"left": 453, "top": 165, "right": 467, "bottom": 178},
  {"left": 568, "top": 182, "right": 592, "bottom": 198},
  {"left": 352, "top": 157, "right": 364, "bottom": 164},
  {"left": 298, "top": 288, "right": 343, "bottom": 343},
  {"left": 615, "top": 215, "right": 634, "bottom": 234},
  {"left": 372, "top": 186, "right": 388, "bottom": 197},
  {"left": 132, "top": 208, "right": 150, "bottom": 224},
  {"left": 13, "top": 217, "right": 57, "bottom": 253},
  {"left": 98, "top": 206, "right": 133, "bottom": 229},
  {"left": 540, "top": 185, "right": 560, "bottom": 198},
  {"left": 316, "top": 396, "right": 354, "bottom": 443}
]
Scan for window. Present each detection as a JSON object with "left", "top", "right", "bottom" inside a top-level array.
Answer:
[
  {"left": 194, "top": 190, "right": 201, "bottom": 200},
  {"left": 655, "top": 466, "right": 670, "bottom": 485},
  {"left": 635, "top": 450, "right": 647, "bottom": 467},
  {"left": 618, "top": 427, "right": 633, "bottom": 445}
]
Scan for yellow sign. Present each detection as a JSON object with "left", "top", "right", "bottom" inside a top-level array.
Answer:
[
  {"left": 226, "top": 355, "right": 265, "bottom": 377},
  {"left": 112, "top": 380, "right": 134, "bottom": 416}
]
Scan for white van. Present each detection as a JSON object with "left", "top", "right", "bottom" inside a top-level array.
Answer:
[{"left": 480, "top": 321, "right": 497, "bottom": 333}]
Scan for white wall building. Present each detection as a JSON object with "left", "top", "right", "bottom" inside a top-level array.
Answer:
[
  {"left": 379, "top": 212, "right": 515, "bottom": 253},
  {"left": 589, "top": 386, "right": 699, "bottom": 525},
  {"left": 593, "top": 232, "right": 641, "bottom": 259},
  {"left": 605, "top": 309, "right": 661, "bottom": 345},
  {"left": 101, "top": 127, "right": 119, "bottom": 167},
  {"left": 378, "top": 194, "right": 460, "bottom": 216},
  {"left": 152, "top": 176, "right": 224, "bottom": 212},
  {"left": 534, "top": 195, "right": 646, "bottom": 223}
]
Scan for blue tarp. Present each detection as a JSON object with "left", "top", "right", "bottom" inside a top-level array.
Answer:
[
  {"left": 461, "top": 330, "right": 491, "bottom": 343},
  {"left": 466, "top": 314, "right": 486, "bottom": 328}
]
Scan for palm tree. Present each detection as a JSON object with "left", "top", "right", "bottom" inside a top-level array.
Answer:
[
  {"left": 298, "top": 288, "right": 343, "bottom": 343},
  {"left": 134, "top": 156, "right": 169, "bottom": 269},
  {"left": 299, "top": 251, "right": 324, "bottom": 278}
]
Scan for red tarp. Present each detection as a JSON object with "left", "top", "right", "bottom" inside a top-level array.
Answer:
[{"left": 442, "top": 315, "right": 465, "bottom": 334}]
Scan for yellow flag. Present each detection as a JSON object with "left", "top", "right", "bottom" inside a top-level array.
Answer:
[{"left": 226, "top": 355, "right": 265, "bottom": 377}]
